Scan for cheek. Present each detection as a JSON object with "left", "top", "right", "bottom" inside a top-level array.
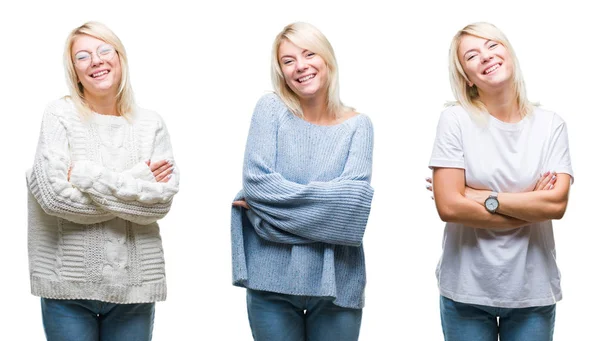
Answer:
[
  {"left": 282, "top": 70, "right": 296, "bottom": 86},
  {"left": 74, "top": 68, "right": 88, "bottom": 83}
]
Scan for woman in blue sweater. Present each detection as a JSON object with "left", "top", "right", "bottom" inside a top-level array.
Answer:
[{"left": 231, "top": 22, "right": 374, "bottom": 341}]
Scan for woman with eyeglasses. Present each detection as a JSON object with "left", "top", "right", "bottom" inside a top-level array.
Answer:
[
  {"left": 26, "top": 21, "right": 179, "bottom": 341},
  {"left": 231, "top": 22, "right": 374, "bottom": 341},
  {"left": 427, "top": 22, "right": 573, "bottom": 340}
]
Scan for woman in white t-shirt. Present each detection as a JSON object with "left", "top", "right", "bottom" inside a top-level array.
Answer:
[{"left": 427, "top": 22, "right": 573, "bottom": 341}]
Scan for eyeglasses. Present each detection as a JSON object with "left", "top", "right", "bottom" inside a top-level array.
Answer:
[{"left": 73, "top": 44, "right": 116, "bottom": 67}]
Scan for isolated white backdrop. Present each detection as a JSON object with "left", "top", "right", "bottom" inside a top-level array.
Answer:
[{"left": 0, "top": 0, "right": 597, "bottom": 339}]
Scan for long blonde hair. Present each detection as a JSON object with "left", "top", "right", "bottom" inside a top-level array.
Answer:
[
  {"left": 63, "top": 21, "right": 135, "bottom": 117},
  {"left": 448, "top": 22, "right": 534, "bottom": 117},
  {"left": 271, "top": 22, "right": 351, "bottom": 118}
]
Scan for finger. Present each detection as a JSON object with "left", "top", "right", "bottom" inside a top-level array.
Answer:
[
  {"left": 159, "top": 174, "right": 172, "bottom": 183},
  {"left": 431, "top": 196, "right": 434, "bottom": 200},
  {"left": 232, "top": 201, "right": 250, "bottom": 209},
  {"left": 426, "top": 184, "right": 432, "bottom": 192},
  {"left": 543, "top": 173, "right": 557, "bottom": 190},
  {"left": 145, "top": 160, "right": 151, "bottom": 166},
  {"left": 534, "top": 171, "right": 552, "bottom": 191},
  {"left": 533, "top": 171, "right": 549, "bottom": 190},
  {"left": 155, "top": 166, "right": 174, "bottom": 182},
  {"left": 153, "top": 163, "right": 172, "bottom": 178},
  {"left": 425, "top": 177, "right": 432, "bottom": 184},
  {"left": 149, "top": 160, "right": 169, "bottom": 172}
]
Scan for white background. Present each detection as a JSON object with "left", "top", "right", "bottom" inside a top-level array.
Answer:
[{"left": 1, "top": 0, "right": 598, "bottom": 339}]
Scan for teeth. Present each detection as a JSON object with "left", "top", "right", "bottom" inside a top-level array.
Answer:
[
  {"left": 484, "top": 64, "right": 500, "bottom": 74},
  {"left": 92, "top": 70, "right": 109, "bottom": 78},
  {"left": 298, "top": 74, "right": 315, "bottom": 83}
]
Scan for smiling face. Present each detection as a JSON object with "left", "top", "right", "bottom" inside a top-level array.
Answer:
[
  {"left": 458, "top": 34, "right": 514, "bottom": 94},
  {"left": 278, "top": 39, "right": 328, "bottom": 101},
  {"left": 71, "top": 34, "right": 122, "bottom": 99}
]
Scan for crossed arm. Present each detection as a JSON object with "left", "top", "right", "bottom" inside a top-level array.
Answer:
[
  {"left": 429, "top": 168, "right": 571, "bottom": 229},
  {"left": 232, "top": 95, "right": 374, "bottom": 246},
  {"left": 28, "top": 108, "right": 178, "bottom": 225}
]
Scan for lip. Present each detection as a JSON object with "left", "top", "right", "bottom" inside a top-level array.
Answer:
[
  {"left": 296, "top": 73, "right": 316, "bottom": 84},
  {"left": 89, "top": 68, "right": 111, "bottom": 80},
  {"left": 482, "top": 63, "right": 502, "bottom": 75}
]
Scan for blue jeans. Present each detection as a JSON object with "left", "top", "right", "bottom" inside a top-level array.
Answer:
[
  {"left": 440, "top": 296, "right": 555, "bottom": 341},
  {"left": 246, "top": 289, "right": 362, "bottom": 341},
  {"left": 41, "top": 298, "right": 155, "bottom": 341}
]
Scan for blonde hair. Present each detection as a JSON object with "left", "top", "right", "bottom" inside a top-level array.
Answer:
[
  {"left": 448, "top": 22, "right": 534, "bottom": 117},
  {"left": 271, "top": 22, "right": 351, "bottom": 118},
  {"left": 63, "top": 21, "right": 135, "bottom": 117}
]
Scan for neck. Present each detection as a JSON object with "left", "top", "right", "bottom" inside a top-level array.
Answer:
[
  {"left": 479, "top": 85, "right": 520, "bottom": 123},
  {"left": 84, "top": 90, "right": 119, "bottom": 116},
  {"left": 300, "top": 92, "right": 336, "bottom": 125}
]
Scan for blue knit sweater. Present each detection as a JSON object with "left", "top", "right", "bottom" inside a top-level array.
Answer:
[{"left": 231, "top": 93, "right": 374, "bottom": 309}]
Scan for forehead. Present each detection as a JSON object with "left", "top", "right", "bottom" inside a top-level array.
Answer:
[
  {"left": 278, "top": 39, "right": 304, "bottom": 57},
  {"left": 72, "top": 34, "right": 107, "bottom": 53},
  {"left": 458, "top": 34, "right": 490, "bottom": 53}
]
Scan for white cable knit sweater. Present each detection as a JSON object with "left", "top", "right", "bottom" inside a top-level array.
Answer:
[{"left": 26, "top": 98, "right": 179, "bottom": 303}]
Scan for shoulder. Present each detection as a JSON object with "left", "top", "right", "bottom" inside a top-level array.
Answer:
[
  {"left": 440, "top": 105, "right": 469, "bottom": 121},
  {"left": 348, "top": 113, "right": 373, "bottom": 133},
  {"left": 133, "top": 106, "right": 164, "bottom": 123},
  {"left": 43, "top": 97, "right": 78, "bottom": 120},
  {"left": 435, "top": 105, "right": 471, "bottom": 130},
  {"left": 254, "top": 93, "right": 289, "bottom": 119},
  {"left": 531, "top": 106, "right": 565, "bottom": 124}
]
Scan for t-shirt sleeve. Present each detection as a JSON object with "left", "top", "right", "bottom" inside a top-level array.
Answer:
[
  {"left": 429, "top": 108, "right": 465, "bottom": 169},
  {"left": 545, "top": 114, "right": 574, "bottom": 184}
]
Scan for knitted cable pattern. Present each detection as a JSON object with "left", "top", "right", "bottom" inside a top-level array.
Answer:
[{"left": 27, "top": 98, "right": 178, "bottom": 303}]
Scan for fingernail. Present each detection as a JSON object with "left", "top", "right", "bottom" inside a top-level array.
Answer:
[
  {"left": 167, "top": 174, "right": 172, "bottom": 179},
  {"left": 168, "top": 160, "right": 173, "bottom": 165},
  {"left": 549, "top": 184, "right": 554, "bottom": 189},
  {"left": 551, "top": 175, "right": 556, "bottom": 180}
]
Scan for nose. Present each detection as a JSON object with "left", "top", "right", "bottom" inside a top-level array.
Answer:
[
  {"left": 90, "top": 52, "right": 104, "bottom": 66},
  {"left": 480, "top": 51, "right": 493, "bottom": 63},
  {"left": 295, "top": 57, "right": 308, "bottom": 72}
]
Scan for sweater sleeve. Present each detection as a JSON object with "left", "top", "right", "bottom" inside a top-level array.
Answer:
[
  {"left": 27, "top": 103, "right": 116, "bottom": 224},
  {"left": 69, "top": 115, "right": 179, "bottom": 225},
  {"left": 242, "top": 95, "right": 374, "bottom": 247}
]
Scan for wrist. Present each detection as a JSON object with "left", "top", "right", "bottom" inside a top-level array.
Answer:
[{"left": 484, "top": 191, "right": 499, "bottom": 213}]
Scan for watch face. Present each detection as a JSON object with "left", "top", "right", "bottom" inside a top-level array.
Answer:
[{"left": 485, "top": 198, "right": 499, "bottom": 211}]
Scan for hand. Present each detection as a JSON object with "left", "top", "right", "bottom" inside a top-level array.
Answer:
[
  {"left": 146, "top": 160, "right": 173, "bottom": 183},
  {"left": 232, "top": 199, "right": 250, "bottom": 210},
  {"left": 533, "top": 171, "right": 557, "bottom": 191},
  {"left": 68, "top": 165, "right": 72, "bottom": 181}
]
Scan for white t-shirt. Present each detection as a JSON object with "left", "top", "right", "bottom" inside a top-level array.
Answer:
[{"left": 429, "top": 105, "right": 574, "bottom": 308}]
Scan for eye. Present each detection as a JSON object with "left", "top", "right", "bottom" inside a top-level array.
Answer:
[
  {"left": 306, "top": 52, "right": 315, "bottom": 58},
  {"left": 466, "top": 54, "right": 477, "bottom": 61},
  {"left": 75, "top": 52, "right": 90, "bottom": 61},
  {"left": 282, "top": 59, "right": 293, "bottom": 65},
  {"left": 489, "top": 43, "right": 498, "bottom": 49},
  {"left": 98, "top": 45, "right": 115, "bottom": 56}
]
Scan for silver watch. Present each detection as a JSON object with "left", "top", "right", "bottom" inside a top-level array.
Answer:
[{"left": 484, "top": 191, "right": 499, "bottom": 214}]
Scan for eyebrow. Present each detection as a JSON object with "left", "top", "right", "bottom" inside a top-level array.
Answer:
[{"left": 462, "top": 39, "right": 492, "bottom": 58}]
